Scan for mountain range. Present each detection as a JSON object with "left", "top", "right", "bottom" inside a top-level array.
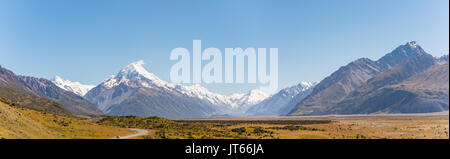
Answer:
[
  {"left": 329, "top": 61, "right": 448, "bottom": 114},
  {"left": 1, "top": 61, "right": 312, "bottom": 118},
  {"left": 289, "top": 41, "right": 449, "bottom": 115},
  {"left": 0, "top": 66, "right": 102, "bottom": 116},
  {"left": 83, "top": 61, "right": 275, "bottom": 118},
  {"left": 1, "top": 41, "right": 447, "bottom": 118}
]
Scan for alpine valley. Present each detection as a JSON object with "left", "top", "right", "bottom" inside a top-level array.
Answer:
[
  {"left": 1, "top": 41, "right": 449, "bottom": 139},
  {"left": 1, "top": 41, "right": 448, "bottom": 119}
]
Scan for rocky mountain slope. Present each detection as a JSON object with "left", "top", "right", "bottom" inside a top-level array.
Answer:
[
  {"left": 0, "top": 65, "right": 102, "bottom": 116},
  {"left": 330, "top": 61, "right": 448, "bottom": 114},
  {"left": 289, "top": 42, "right": 448, "bottom": 115},
  {"left": 289, "top": 58, "right": 384, "bottom": 115},
  {"left": 18, "top": 76, "right": 102, "bottom": 115}
]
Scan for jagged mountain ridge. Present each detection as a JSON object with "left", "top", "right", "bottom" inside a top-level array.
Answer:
[
  {"left": 18, "top": 76, "right": 102, "bottom": 115},
  {"left": 176, "top": 84, "right": 268, "bottom": 112},
  {"left": 0, "top": 65, "right": 102, "bottom": 116},
  {"left": 1, "top": 65, "right": 70, "bottom": 116},
  {"left": 52, "top": 76, "right": 95, "bottom": 96},
  {"left": 376, "top": 41, "right": 428, "bottom": 70}
]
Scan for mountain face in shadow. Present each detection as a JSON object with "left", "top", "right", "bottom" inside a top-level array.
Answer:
[
  {"left": 0, "top": 65, "right": 102, "bottom": 116},
  {"left": 18, "top": 76, "right": 102, "bottom": 115}
]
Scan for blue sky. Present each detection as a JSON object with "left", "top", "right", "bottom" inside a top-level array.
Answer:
[{"left": 0, "top": 0, "right": 448, "bottom": 95}]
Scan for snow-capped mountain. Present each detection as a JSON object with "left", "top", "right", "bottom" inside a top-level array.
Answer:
[
  {"left": 84, "top": 60, "right": 273, "bottom": 118},
  {"left": 227, "top": 90, "right": 269, "bottom": 110},
  {"left": 52, "top": 76, "right": 95, "bottom": 96},
  {"left": 100, "top": 60, "right": 173, "bottom": 90},
  {"left": 246, "top": 82, "right": 316, "bottom": 116},
  {"left": 84, "top": 61, "right": 222, "bottom": 118}
]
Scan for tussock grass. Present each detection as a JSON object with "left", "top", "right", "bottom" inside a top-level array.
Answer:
[{"left": 0, "top": 101, "right": 133, "bottom": 139}]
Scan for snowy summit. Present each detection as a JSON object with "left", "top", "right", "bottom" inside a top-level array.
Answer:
[{"left": 52, "top": 76, "right": 95, "bottom": 96}]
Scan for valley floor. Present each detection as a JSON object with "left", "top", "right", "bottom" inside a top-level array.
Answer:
[
  {"left": 171, "top": 115, "right": 449, "bottom": 139},
  {"left": 2, "top": 98, "right": 448, "bottom": 139},
  {"left": 98, "top": 114, "right": 449, "bottom": 139}
]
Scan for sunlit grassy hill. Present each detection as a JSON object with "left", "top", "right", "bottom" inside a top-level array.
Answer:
[{"left": 0, "top": 99, "right": 132, "bottom": 139}]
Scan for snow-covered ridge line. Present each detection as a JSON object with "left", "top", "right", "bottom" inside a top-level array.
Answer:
[
  {"left": 90, "top": 60, "right": 271, "bottom": 110},
  {"left": 52, "top": 76, "right": 95, "bottom": 96},
  {"left": 58, "top": 60, "right": 313, "bottom": 115},
  {"left": 181, "top": 84, "right": 269, "bottom": 109}
]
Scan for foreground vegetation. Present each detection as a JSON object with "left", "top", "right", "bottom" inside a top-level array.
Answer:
[
  {"left": 98, "top": 115, "right": 449, "bottom": 139},
  {"left": 98, "top": 116, "right": 333, "bottom": 139},
  {"left": 2, "top": 95, "right": 448, "bottom": 139},
  {"left": 0, "top": 100, "right": 133, "bottom": 139}
]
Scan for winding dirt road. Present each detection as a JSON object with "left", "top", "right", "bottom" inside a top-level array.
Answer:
[{"left": 112, "top": 128, "right": 149, "bottom": 139}]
